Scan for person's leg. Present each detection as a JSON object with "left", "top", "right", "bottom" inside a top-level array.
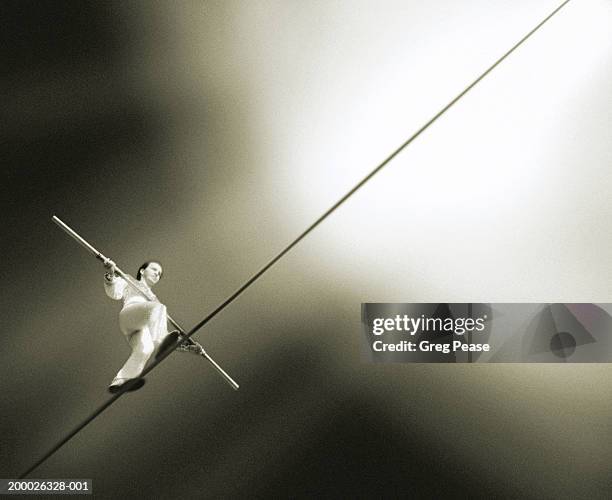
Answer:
[
  {"left": 112, "top": 328, "right": 155, "bottom": 382},
  {"left": 155, "top": 330, "right": 180, "bottom": 359},
  {"left": 110, "top": 302, "right": 167, "bottom": 391},
  {"left": 155, "top": 332, "right": 203, "bottom": 359},
  {"left": 148, "top": 303, "right": 169, "bottom": 346}
]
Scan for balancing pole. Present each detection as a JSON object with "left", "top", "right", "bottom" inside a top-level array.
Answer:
[{"left": 52, "top": 215, "right": 239, "bottom": 390}]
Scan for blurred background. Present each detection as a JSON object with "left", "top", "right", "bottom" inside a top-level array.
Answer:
[{"left": 2, "top": 0, "right": 612, "bottom": 497}]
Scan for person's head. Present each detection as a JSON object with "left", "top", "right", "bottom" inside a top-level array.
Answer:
[{"left": 137, "top": 261, "right": 163, "bottom": 286}]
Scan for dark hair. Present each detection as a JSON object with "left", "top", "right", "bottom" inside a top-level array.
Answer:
[{"left": 137, "top": 261, "right": 163, "bottom": 281}]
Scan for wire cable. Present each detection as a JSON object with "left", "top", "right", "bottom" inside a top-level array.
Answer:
[{"left": 179, "top": 0, "right": 572, "bottom": 344}]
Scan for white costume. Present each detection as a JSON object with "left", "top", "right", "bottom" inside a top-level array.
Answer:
[{"left": 104, "top": 274, "right": 169, "bottom": 384}]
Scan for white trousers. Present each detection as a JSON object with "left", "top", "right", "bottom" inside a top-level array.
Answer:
[{"left": 112, "top": 301, "right": 169, "bottom": 382}]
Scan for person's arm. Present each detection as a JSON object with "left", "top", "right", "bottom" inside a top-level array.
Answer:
[{"left": 103, "top": 259, "right": 126, "bottom": 300}]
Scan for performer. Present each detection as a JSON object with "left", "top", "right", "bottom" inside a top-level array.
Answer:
[{"left": 103, "top": 259, "right": 199, "bottom": 393}]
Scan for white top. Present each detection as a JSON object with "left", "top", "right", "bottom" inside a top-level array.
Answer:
[{"left": 104, "top": 274, "right": 159, "bottom": 308}]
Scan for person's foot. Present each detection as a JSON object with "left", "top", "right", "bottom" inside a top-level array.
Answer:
[
  {"left": 108, "top": 377, "right": 146, "bottom": 394},
  {"left": 155, "top": 331, "right": 180, "bottom": 359},
  {"left": 176, "top": 341, "right": 203, "bottom": 356}
]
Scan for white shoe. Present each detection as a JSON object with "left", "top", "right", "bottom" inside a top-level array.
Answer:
[{"left": 108, "top": 377, "right": 145, "bottom": 394}]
